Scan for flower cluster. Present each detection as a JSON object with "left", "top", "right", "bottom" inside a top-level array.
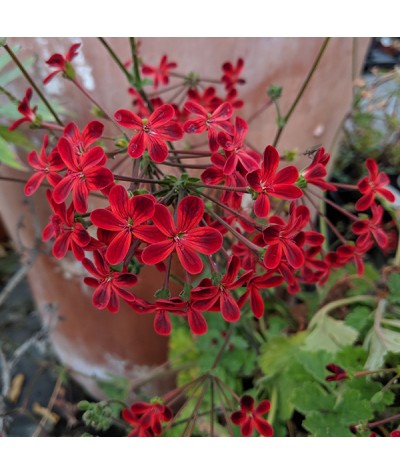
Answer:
[
  {"left": 13, "top": 44, "right": 396, "bottom": 340},
  {"left": 8, "top": 41, "right": 399, "bottom": 438}
]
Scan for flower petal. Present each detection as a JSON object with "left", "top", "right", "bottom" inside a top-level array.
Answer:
[
  {"left": 91, "top": 208, "right": 126, "bottom": 231},
  {"left": 105, "top": 230, "right": 132, "bottom": 265},
  {"left": 176, "top": 243, "right": 204, "bottom": 274},
  {"left": 128, "top": 131, "right": 146, "bottom": 159},
  {"left": 141, "top": 240, "right": 175, "bottom": 265},
  {"left": 114, "top": 109, "right": 142, "bottom": 129},
  {"left": 185, "top": 227, "right": 223, "bottom": 254}
]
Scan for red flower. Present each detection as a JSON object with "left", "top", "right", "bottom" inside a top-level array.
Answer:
[
  {"left": 390, "top": 430, "right": 400, "bottom": 437},
  {"left": 122, "top": 402, "right": 172, "bottom": 437},
  {"left": 141, "top": 196, "right": 223, "bottom": 275},
  {"left": 128, "top": 87, "right": 151, "bottom": 117},
  {"left": 336, "top": 243, "right": 372, "bottom": 276},
  {"left": 63, "top": 121, "right": 104, "bottom": 155},
  {"left": 43, "top": 43, "right": 80, "bottom": 84},
  {"left": 221, "top": 58, "right": 245, "bottom": 91},
  {"left": 352, "top": 204, "right": 388, "bottom": 249},
  {"left": 302, "top": 147, "right": 337, "bottom": 192},
  {"left": 355, "top": 158, "right": 395, "bottom": 211},
  {"left": 218, "top": 116, "right": 260, "bottom": 175},
  {"left": 187, "top": 300, "right": 209, "bottom": 335},
  {"left": 187, "top": 86, "right": 222, "bottom": 112},
  {"left": 224, "top": 88, "right": 244, "bottom": 109},
  {"left": 90, "top": 185, "right": 157, "bottom": 265},
  {"left": 262, "top": 204, "right": 309, "bottom": 270},
  {"left": 201, "top": 152, "right": 247, "bottom": 210},
  {"left": 24, "top": 135, "right": 64, "bottom": 196},
  {"left": 145, "top": 297, "right": 187, "bottom": 336},
  {"left": 190, "top": 256, "right": 252, "bottom": 322},
  {"left": 82, "top": 250, "right": 137, "bottom": 313},
  {"left": 247, "top": 145, "right": 302, "bottom": 218},
  {"left": 52, "top": 137, "right": 113, "bottom": 213},
  {"left": 237, "top": 271, "right": 283, "bottom": 319},
  {"left": 325, "top": 363, "right": 348, "bottom": 382},
  {"left": 231, "top": 395, "right": 273, "bottom": 437},
  {"left": 114, "top": 104, "right": 183, "bottom": 163},
  {"left": 142, "top": 55, "right": 177, "bottom": 88},
  {"left": 42, "top": 190, "right": 90, "bottom": 261},
  {"left": 183, "top": 101, "right": 234, "bottom": 152},
  {"left": 9, "top": 88, "right": 38, "bottom": 131}
]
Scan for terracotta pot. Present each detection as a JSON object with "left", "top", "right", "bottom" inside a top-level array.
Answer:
[{"left": 0, "top": 37, "right": 370, "bottom": 399}]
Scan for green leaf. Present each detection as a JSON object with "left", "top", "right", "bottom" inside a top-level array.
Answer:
[
  {"left": 388, "top": 273, "right": 400, "bottom": 305},
  {"left": 346, "top": 306, "right": 374, "bottom": 334},
  {"left": 303, "top": 411, "right": 355, "bottom": 436},
  {"left": 335, "top": 346, "right": 368, "bottom": 373},
  {"left": 295, "top": 350, "right": 334, "bottom": 383},
  {"left": 97, "top": 374, "right": 130, "bottom": 402},
  {"left": 0, "top": 125, "right": 35, "bottom": 151},
  {"left": 259, "top": 332, "right": 307, "bottom": 377},
  {"left": 292, "top": 381, "right": 335, "bottom": 413},
  {"left": 0, "top": 136, "right": 26, "bottom": 170},
  {"left": 0, "top": 55, "right": 36, "bottom": 87},
  {"left": 335, "top": 389, "right": 373, "bottom": 425},
  {"left": 363, "top": 325, "right": 400, "bottom": 370},
  {"left": 304, "top": 314, "right": 359, "bottom": 353}
]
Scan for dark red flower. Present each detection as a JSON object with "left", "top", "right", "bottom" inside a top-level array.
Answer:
[
  {"left": 247, "top": 145, "right": 302, "bottom": 218},
  {"left": 325, "top": 363, "right": 348, "bottom": 382},
  {"left": 390, "top": 430, "right": 400, "bottom": 437},
  {"left": 190, "top": 256, "right": 252, "bottom": 322},
  {"left": 114, "top": 104, "right": 183, "bottom": 163},
  {"left": 9, "top": 88, "right": 38, "bottom": 131},
  {"left": 147, "top": 297, "right": 187, "bottom": 336},
  {"left": 122, "top": 402, "right": 172, "bottom": 437},
  {"left": 231, "top": 395, "right": 273, "bottom": 437},
  {"left": 183, "top": 101, "right": 234, "bottom": 152},
  {"left": 52, "top": 137, "right": 113, "bottom": 213},
  {"left": 336, "top": 242, "right": 372, "bottom": 276},
  {"left": 187, "top": 300, "right": 209, "bottom": 335},
  {"left": 82, "top": 250, "right": 137, "bottom": 313},
  {"left": 141, "top": 196, "right": 223, "bottom": 275},
  {"left": 301, "top": 147, "right": 337, "bottom": 192},
  {"left": 90, "top": 185, "right": 157, "bottom": 265},
  {"left": 43, "top": 43, "right": 80, "bottom": 84},
  {"left": 201, "top": 153, "right": 247, "bottom": 210},
  {"left": 225, "top": 88, "right": 244, "bottom": 109},
  {"left": 142, "top": 55, "right": 177, "bottom": 88},
  {"left": 24, "top": 135, "right": 64, "bottom": 195},
  {"left": 221, "top": 58, "right": 245, "bottom": 91},
  {"left": 128, "top": 87, "right": 151, "bottom": 117},
  {"left": 187, "top": 86, "right": 222, "bottom": 112},
  {"left": 262, "top": 204, "right": 309, "bottom": 270},
  {"left": 237, "top": 271, "right": 283, "bottom": 319},
  {"left": 355, "top": 158, "right": 395, "bottom": 211},
  {"left": 42, "top": 189, "right": 90, "bottom": 261},
  {"left": 63, "top": 121, "right": 104, "bottom": 155},
  {"left": 218, "top": 116, "right": 260, "bottom": 175},
  {"left": 352, "top": 204, "right": 388, "bottom": 249}
]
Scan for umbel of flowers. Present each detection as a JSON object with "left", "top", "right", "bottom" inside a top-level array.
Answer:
[{"left": 6, "top": 41, "right": 396, "bottom": 437}]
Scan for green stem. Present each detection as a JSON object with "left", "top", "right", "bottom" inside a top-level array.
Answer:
[
  {"left": 267, "top": 386, "right": 278, "bottom": 427},
  {"left": 129, "top": 37, "right": 153, "bottom": 112},
  {"left": 98, "top": 37, "right": 133, "bottom": 83},
  {"left": 272, "top": 37, "right": 331, "bottom": 147},
  {"left": 309, "top": 295, "right": 377, "bottom": 327},
  {"left": 3, "top": 43, "right": 63, "bottom": 126}
]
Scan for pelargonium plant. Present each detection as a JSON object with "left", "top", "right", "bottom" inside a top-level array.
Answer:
[{"left": 1, "top": 38, "right": 399, "bottom": 437}]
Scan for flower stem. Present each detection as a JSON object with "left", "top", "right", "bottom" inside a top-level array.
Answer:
[
  {"left": 2, "top": 43, "right": 63, "bottom": 126},
  {"left": 272, "top": 37, "right": 331, "bottom": 147},
  {"left": 98, "top": 37, "right": 133, "bottom": 83}
]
